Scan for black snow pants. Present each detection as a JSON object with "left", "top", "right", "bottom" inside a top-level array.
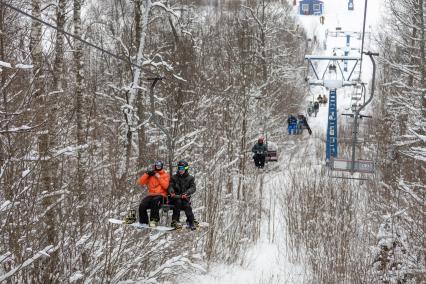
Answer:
[
  {"left": 253, "top": 153, "right": 266, "bottom": 168},
  {"left": 169, "top": 198, "right": 195, "bottom": 225},
  {"left": 139, "top": 195, "right": 164, "bottom": 224}
]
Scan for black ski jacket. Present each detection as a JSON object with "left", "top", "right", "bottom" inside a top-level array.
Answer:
[
  {"left": 252, "top": 143, "right": 268, "bottom": 155},
  {"left": 168, "top": 172, "right": 196, "bottom": 196},
  {"left": 288, "top": 115, "right": 297, "bottom": 125}
]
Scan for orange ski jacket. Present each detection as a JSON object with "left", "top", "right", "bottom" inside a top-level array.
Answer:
[{"left": 138, "top": 169, "right": 170, "bottom": 197}]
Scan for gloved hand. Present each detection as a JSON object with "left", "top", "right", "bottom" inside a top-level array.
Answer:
[
  {"left": 146, "top": 170, "right": 155, "bottom": 176},
  {"left": 181, "top": 194, "right": 189, "bottom": 200}
]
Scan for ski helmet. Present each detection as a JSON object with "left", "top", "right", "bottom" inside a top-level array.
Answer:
[
  {"left": 177, "top": 160, "right": 189, "bottom": 172},
  {"left": 153, "top": 161, "right": 163, "bottom": 171}
]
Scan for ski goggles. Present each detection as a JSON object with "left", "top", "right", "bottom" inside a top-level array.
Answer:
[
  {"left": 178, "top": 165, "right": 189, "bottom": 171},
  {"left": 154, "top": 161, "right": 163, "bottom": 170}
]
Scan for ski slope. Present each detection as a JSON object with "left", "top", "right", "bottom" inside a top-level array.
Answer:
[{"left": 185, "top": 1, "right": 384, "bottom": 283}]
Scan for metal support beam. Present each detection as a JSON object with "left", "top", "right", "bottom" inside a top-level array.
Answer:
[
  {"left": 308, "top": 60, "right": 320, "bottom": 80},
  {"left": 326, "top": 89, "right": 338, "bottom": 162}
]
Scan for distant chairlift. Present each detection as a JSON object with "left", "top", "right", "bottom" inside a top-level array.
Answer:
[
  {"left": 304, "top": 52, "right": 379, "bottom": 179},
  {"left": 299, "top": 0, "right": 324, "bottom": 16},
  {"left": 348, "top": 0, "right": 354, "bottom": 11}
]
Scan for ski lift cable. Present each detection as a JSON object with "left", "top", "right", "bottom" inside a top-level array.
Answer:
[{"left": 0, "top": 1, "right": 161, "bottom": 78}]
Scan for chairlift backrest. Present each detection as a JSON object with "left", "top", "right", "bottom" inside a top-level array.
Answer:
[{"left": 266, "top": 141, "right": 278, "bottom": 151}]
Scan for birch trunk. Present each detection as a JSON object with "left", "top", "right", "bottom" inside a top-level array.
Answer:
[
  {"left": 125, "top": 0, "right": 151, "bottom": 178},
  {"left": 74, "top": 0, "right": 88, "bottom": 269},
  {"left": 419, "top": 0, "right": 426, "bottom": 113}
]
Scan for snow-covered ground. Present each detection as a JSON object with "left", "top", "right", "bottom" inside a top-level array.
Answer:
[
  {"left": 186, "top": 168, "right": 311, "bottom": 283},
  {"left": 186, "top": 1, "right": 384, "bottom": 283}
]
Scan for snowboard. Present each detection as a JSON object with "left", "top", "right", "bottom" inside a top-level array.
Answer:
[
  {"left": 108, "top": 218, "right": 174, "bottom": 231},
  {"left": 178, "top": 221, "right": 209, "bottom": 231}
]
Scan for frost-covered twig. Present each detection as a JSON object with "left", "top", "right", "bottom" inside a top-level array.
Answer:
[{"left": 0, "top": 245, "right": 57, "bottom": 282}]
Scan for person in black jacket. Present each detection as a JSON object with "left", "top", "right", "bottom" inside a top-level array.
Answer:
[
  {"left": 168, "top": 160, "right": 197, "bottom": 230},
  {"left": 313, "top": 101, "right": 320, "bottom": 117},
  {"left": 252, "top": 137, "right": 268, "bottom": 168}
]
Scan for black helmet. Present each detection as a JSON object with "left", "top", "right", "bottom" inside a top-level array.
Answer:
[
  {"left": 153, "top": 161, "right": 163, "bottom": 171},
  {"left": 177, "top": 160, "right": 189, "bottom": 172}
]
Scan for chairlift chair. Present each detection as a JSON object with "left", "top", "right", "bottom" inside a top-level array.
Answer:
[
  {"left": 297, "top": 115, "right": 311, "bottom": 134},
  {"left": 266, "top": 141, "right": 278, "bottom": 162},
  {"left": 348, "top": 0, "right": 354, "bottom": 10}
]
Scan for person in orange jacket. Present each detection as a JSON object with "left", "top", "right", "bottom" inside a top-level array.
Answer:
[{"left": 138, "top": 161, "right": 170, "bottom": 227}]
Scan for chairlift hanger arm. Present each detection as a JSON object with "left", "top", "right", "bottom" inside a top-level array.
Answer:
[
  {"left": 356, "top": 52, "right": 378, "bottom": 114},
  {"left": 349, "top": 51, "right": 378, "bottom": 174}
]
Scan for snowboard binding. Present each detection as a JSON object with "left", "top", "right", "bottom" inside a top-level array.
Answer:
[
  {"left": 123, "top": 209, "right": 136, "bottom": 224},
  {"left": 171, "top": 220, "right": 183, "bottom": 230}
]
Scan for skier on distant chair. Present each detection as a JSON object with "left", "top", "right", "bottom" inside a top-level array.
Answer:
[
  {"left": 168, "top": 160, "right": 197, "bottom": 230},
  {"left": 252, "top": 137, "right": 268, "bottom": 168},
  {"left": 313, "top": 101, "right": 320, "bottom": 117},
  {"left": 297, "top": 114, "right": 312, "bottom": 135},
  {"left": 138, "top": 161, "right": 170, "bottom": 227},
  {"left": 307, "top": 101, "right": 314, "bottom": 117},
  {"left": 288, "top": 115, "right": 298, "bottom": 134}
]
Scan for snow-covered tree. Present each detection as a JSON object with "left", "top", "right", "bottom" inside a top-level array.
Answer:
[{"left": 373, "top": 0, "right": 426, "bottom": 282}]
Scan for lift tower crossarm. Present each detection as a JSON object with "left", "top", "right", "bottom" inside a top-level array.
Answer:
[{"left": 305, "top": 55, "right": 361, "bottom": 81}]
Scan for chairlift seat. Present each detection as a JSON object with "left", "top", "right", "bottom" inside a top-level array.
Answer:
[
  {"left": 266, "top": 151, "right": 278, "bottom": 162},
  {"left": 266, "top": 142, "right": 278, "bottom": 162}
]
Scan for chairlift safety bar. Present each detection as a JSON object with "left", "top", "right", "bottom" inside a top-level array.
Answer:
[{"left": 307, "top": 80, "right": 358, "bottom": 87}]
